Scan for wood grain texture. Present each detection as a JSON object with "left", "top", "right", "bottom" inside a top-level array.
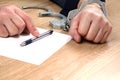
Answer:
[{"left": 0, "top": 0, "right": 120, "bottom": 80}]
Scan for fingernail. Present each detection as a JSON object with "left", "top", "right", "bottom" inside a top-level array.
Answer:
[{"left": 34, "top": 30, "right": 40, "bottom": 37}]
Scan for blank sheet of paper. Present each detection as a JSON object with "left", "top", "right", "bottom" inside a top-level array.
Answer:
[{"left": 0, "top": 28, "right": 72, "bottom": 65}]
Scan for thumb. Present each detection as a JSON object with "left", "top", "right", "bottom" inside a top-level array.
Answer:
[{"left": 69, "top": 18, "right": 81, "bottom": 43}]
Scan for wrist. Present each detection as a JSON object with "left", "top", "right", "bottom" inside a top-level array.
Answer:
[
  {"left": 85, "top": 3, "right": 102, "bottom": 11},
  {"left": 88, "top": 3, "right": 101, "bottom": 9},
  {"left": 79, "top": 0, "right": 107, "bottom": 16}
]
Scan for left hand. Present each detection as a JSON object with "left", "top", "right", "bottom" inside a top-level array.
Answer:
[
  {"left": 69, "top": 3, "right": 112, "bottom": 43},
  {"left": 0, "top": 5, "right": 40, "bottom": 37}
]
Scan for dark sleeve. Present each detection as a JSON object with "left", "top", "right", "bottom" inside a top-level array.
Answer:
[
  {"left": 101, "top": 0, "right": 105, "bottom": 2},
  {"left": 60, "top": 0, "right": 106, "bottom": 16},
  {"left": 50, "top": 0, "right": 66, "bottom": 8},
  {"left": 60, "top": 0, "right": 79, "bottom": 16},
  {"left": 50, "top": 0, "right": 106, "bottom": 16}
]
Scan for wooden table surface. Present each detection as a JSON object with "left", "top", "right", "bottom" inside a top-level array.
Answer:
[{"left": 0, "top": 0, "right": 120, "bottom": 80}]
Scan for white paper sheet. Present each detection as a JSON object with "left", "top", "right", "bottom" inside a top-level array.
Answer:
[{"left": 0, "top": 28, "right": 72, "bottom": 65}]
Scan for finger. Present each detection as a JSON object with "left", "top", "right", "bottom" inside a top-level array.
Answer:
[
  {"left": 69, "top": 17, "right": 81, "bottom": 42},
  {"left": 0, "top": 24, "right": 8, "bottom": 37},
  {"left": 100, "top": 25, "right": 112, "bottom": 43},
  {"left": 78, "top": 12, "right": 93, "bottom": 37},
  {"left": 14, "top": 6, "right": 40, "bottom": 37},
  {"left": 3, "top": 18, "right": 19, "bottom": 36},
  {"left": 93, "top": 23, "right": 107, "bottom": 43},
  {"left": 10, "top": 13, "right": 26, "bottom": 34},
  {"left": 86, "top": 16, "right": 103, "bottom": 41},
  {"left": 22, "top": 27, "right": 30, "bottom": 34},
  {"left": 0, "top": 5, "right": 25, "bottom": 34}
]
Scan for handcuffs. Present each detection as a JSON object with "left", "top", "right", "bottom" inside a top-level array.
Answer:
[
  {"left": 22, "top": 5, "right": 68, "bottom": 31},
  {"left": 22, "top": 0, "right": 107, "bottom": 31},
  {"left": 67, "top": 0, "right": 107, "bottom": 29}
]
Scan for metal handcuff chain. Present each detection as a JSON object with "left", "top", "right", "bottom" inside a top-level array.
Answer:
[{"left": 22, "top": 5, "right": 68, "bottom": 31}]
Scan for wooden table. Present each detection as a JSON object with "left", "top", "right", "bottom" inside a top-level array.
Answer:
[{"left": 0, "top": 0, "right": 120, "bottom": 80}]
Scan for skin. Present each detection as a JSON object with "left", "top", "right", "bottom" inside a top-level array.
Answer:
[
  {"left": 69, "top": 3, "right": 112, "bottom": 43},
  {"left": 0, "top": 5, "right": 40, "bottom": 37},
  {"left": 0, "top": 2, "right": 112, "bottom": 44}
]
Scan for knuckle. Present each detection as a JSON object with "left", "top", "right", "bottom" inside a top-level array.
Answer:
[
  {"left": 18, "top": 23, "right": 26, "bottom": 33},
  {"left": 79, "top": 30, "right": 86, "bottom": 37},
  {"left": 105, "top": 22, "right": 109, "bottom": 26},
  {"left": 0, "top": 29, "right": 8, "bottom": 37},
  {"left": 0, "top": 12, "right": 8, "bottom": 18},
  {"left": 85, "top": 36, "right": 93, "bottom": 41},
  {"left": 96, "top": 15, "right": 103, "bottom": 22},
  {"left": 84, "top": 10, "right": 94, "bottom": 16},
  {"left": 78, "top": 28, "right": 87, "bottom": 37},
  {"left": 93, "top": 40, "right": 100, "bottom": 44},
  {"left": 2, "top": 33, "right": 8, "bottom": 37},
  {"left": 0, "top": 32, "right": 8, "bottom": 37},
  {"left": 0, "top": 34, "right": 8, "bottom": 37},
  {"left": 0, "top": 6, "right": 14, "bottom": 16},
  {"left": 1, "top": 6, "right": 10, "bottom": 11},
  {"left": 3, "top": 5, "right": 15, "bottom": 10},
  {"left": 9, "top": 28, "right": 19, "bottom": 36},
  {"left": 18, "top": 22, "right": 25, "bottom": 29}
]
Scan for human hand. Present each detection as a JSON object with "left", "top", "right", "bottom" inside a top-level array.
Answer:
[
  {"left": 0, "top": 5, "right": 39, "bottom": 37},
  {"left": 69, "top": 3, "right": 112, "bottom": 43}
]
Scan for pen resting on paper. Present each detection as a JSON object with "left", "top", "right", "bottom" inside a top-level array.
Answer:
[{"left": 20, "top": 30, "right": 53, "bottom": 47}]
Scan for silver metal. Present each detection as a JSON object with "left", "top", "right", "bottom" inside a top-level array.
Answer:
[
  {"left": 39, "top": 12, "right": 67, "bottom": 30},
  {"left": 67, "top": 0, "right": 107, "bottom": 30},
  {"left": 79, "top": 0, "right": 107, "bottom": 16},
  {"left": 22, "top": 5, "right": 52, "bottom": 12},
  {"left": 22, "top": 5, "right": 67, "bottom": 31}
]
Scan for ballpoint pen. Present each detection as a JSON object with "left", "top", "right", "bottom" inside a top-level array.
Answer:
[{"left": 20, "top": 30, "right": 53, "bottom": 47}]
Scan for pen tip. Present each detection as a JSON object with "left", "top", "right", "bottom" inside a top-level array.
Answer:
[
  {"left": 20, "top": 42, "right": 26, "bottom": 47},
  {"left": 50, "top": 30, "right": 53, "bottom": 34}
]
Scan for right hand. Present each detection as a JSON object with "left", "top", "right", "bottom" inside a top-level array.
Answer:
[
  {"left": 0, "top": 5, "right": 40, "bottom": 37},
  {"left": 69, "top": 3, "right": 112, "bottom": 43}
]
